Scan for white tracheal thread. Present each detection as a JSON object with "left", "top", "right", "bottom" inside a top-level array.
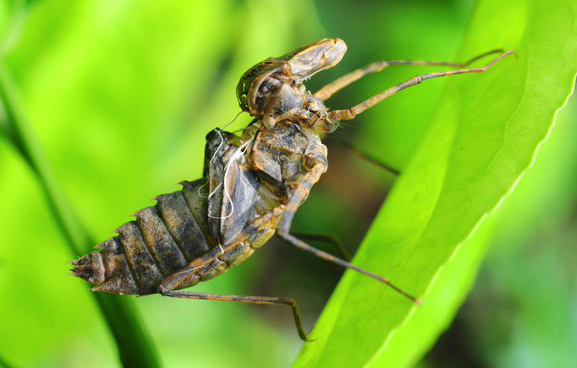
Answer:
[
  {"left": 207, "top": 134, "right": 255, "bottom": 220},
  {"left": 218, "top": 244, "right": 224, "bottom": 255},
  {"left": 198, "top": 111, "right": 245, "bottom": 198}
]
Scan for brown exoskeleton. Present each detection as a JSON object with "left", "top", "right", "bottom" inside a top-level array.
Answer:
[{"left": 72, "top": 38, "right": 514, "bottom": 340}]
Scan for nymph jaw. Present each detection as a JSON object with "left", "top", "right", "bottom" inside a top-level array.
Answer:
[{"left": 286, "top": 38, "right": 348, "bottom": 81}]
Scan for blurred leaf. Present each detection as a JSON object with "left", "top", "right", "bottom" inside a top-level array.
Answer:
[
  {"left": 466, "top": 101, "right": 577, "bottom": 368},
  {"left": 0, "top": 60, "right": 161, "bottom": 368},
  {"left": 355, "top": 0, "right": 475, "bottom": 170},
  {"left": 0, "top": 352, "right": 19, "bottom": 368},
  {"left": 0, "top": 0, "right": 235, "bottom": 366},
  {"left": 0, "top": 0, "right": 324, "bottom": 367},
  {"left": 294, "top": 0, "right": 577, "bottom": 367},
  {"left": 0, "top": 0, "right": 39, "bottom": 56}
]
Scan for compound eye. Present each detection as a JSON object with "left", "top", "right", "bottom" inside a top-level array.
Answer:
[{"left": 236, "top": 78, "right": 251, "bottom": 112}]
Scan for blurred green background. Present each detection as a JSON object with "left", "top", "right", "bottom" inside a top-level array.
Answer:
[{"left": 0, "top": 0, "right": 575, "bottom": 367}]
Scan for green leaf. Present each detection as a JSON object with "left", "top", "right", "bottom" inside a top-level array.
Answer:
[
  {"left": 0, "top": 0, "right": 317, "bottom": 366},
  {"left": 0, "top": 55, "right": 162, "bottom": 368},
  {"left": 293, "top": 0, "right": 577, "bottom": 366},
  {"left": 0, "top": 1, "right": 234, "bottom": 366}
]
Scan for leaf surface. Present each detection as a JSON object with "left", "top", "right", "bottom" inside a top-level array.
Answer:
[{"left": 293, "top": 0, "right": 577, "bottom": 366}]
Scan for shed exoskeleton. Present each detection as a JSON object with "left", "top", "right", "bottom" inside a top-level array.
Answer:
[{"left": 72, "top": 38, "right": 514, "bottom": 340}]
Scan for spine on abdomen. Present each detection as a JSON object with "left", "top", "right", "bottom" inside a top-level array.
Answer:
[{"left": 71, "top": 179, "right": 214, "bottom": 295}]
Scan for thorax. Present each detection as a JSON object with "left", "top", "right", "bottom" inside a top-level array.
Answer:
[{"left": 249, "top": 120, "right": 327, "bottom": 185}]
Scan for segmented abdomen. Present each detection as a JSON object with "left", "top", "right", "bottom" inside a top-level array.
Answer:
[{"left": 71, "top": 179, "right": 214, "bottom": 295}]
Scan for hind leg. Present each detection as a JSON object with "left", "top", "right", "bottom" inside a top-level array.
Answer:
[{"left": 159, "top": 269, "right": 310, "bottom": 341}]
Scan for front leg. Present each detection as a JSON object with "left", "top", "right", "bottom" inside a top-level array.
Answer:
[
  {"left": 262, "top": 83, "right": 306, "bottom": 129},
  {"left": 314, "top": 49, "right": 508, "bottom": 101},
  {"left": 315, "top": 49, "right": 515, "bottom": 132}
]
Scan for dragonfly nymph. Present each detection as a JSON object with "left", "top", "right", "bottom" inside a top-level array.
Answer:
[{"left": 72, "top": 38, "right": 514, "bottom": 340}]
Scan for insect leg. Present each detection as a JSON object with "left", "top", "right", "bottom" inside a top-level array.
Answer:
[
  {"left": 314, "top": 49, "right": 507, "bottom": 101},
  {"left": 319, "top": 50, "right": 515, "bottom": 129},
  {"left": 161, "top": 290, "right": 309, "bottom": 341},
  {"left": 276, "top": 231, "right": 420, "bottom": 304},
  {"left": 290, "top": 232, "right": 352, "bottom": 261},
  {"left": 277, "top": 163, "right": 420, "bottom": 304},
  {"left": 326, "top": 137, "right": 400, "bottom": 176}
]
